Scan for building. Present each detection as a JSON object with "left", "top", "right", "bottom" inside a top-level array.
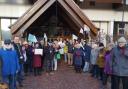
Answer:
[
  {"left": 0, "top": 0, "right": 128, "bottom": 44},
  {"left": 75, "top": 0, "right": 128, "bottom": 42}
]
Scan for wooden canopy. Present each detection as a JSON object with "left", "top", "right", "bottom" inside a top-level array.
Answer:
[{"left": 10, "top": 0, "right": 98, "bottom": 37}]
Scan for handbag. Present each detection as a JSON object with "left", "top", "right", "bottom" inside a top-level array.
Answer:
[
  {"left": 0, "top": 82, "right": 8, "bottom": 89},
  {"left": 55, "top": 52, "right": 61, "bottom": 60}
]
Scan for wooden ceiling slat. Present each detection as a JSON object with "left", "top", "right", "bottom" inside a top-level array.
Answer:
[{"left": 58, "top": 0, "right": 83, "bottom": 28}]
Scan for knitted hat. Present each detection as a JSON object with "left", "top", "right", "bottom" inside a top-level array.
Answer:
[
  {"left": 4, "top": 39, "right": 11, "bottom": 44},
  {"left": 118, "top": 37, "right": 127, "bottom": 43}
]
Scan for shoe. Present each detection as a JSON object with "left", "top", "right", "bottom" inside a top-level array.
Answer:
[{"left": 19, "top": 84, "right": 23, "bottom": 87}]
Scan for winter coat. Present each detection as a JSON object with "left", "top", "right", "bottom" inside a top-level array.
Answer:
[
  {"left": 13, "top": 43, "right": 24, "bottom": 64},
  {"left": 25, "top": 46, "right": 33, "bottom": 64},
  {"left": 90, "top": 49, "right": 99, "bottom": 65},
  {"left": 104, "top": 51, "right": 112, "bottom": 74},
  {"left": 67, "top": 42, "right": 74, "bottom": 53},
  {"left": 110, "top": 46, "right": 128, "bottom": 76},
  {"left": 0, "top": 48, "right": 20, "bottom": 76},
  {"left": 44, "top": 46, "right": 55, "bottom": 60},
  {"left": 64, "top": 45, "right": 68, "bottom": 53},
  {"left": 73, "top": 48, "right": 84, "bottom": 66},
  {"left": 33, "top": 49, "right": 42, "bottom": 68},
  {"left": 83, "top": 44, "right": 91, "bottom": 62},
  {"left": 96, "top": 50, "right": 105, "bottom": 68}
]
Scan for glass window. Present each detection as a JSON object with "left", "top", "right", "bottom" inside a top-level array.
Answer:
[
  {"left": 1, "top": 19, "right": 12, "bottom": 40},
  {"left": 126, "top": 0, "right": 128, "bottom": 5}
]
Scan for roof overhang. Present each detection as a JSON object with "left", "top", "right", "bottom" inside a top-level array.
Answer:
[{"left": 10, "top": 0, "right": 98, "bottom": 37}]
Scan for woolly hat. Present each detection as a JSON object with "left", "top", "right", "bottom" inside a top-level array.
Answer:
[
  {"left": 23, "top": 41, "right": 28, "bottom": 45},
  {"left": 118, "top": 37, "right": 127, "bottom": 43},
  {"left": 4, "top": 39, "right": 11, "bottom": 44}
]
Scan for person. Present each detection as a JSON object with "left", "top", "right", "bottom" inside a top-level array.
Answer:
[
  {"left": 0, "top": 39, "right": 20, "bottom": 89},
  {"left": 12, "top": 36, "right": 24, "bottom": 87},
  {"left": 44, "top": 42, "right": 55, "bottom": 75},
  {"left": 103, "top": 43, "right": 113, "bottom": 86},
  {"left": 22, "top": 41, "right": 33, "bottom": 76},
  {"left": 96, "top": 43, "right": 105, "bottom": 81},
  {"left": 82, "top": 41, "right": 91, "bottom": 72},
  {"left": 63, "top": 40, "right": 68, "bottom": 63},
  {"left": 110, "top": 37, "right": 128, "bottom": 89},
  {"left": 53, "top": 40, "right": 60, "bottom": 71},
  {"left": 33, "top": 42, "right": 42, "bottom": 76},
  {"left": 73, "top": 41, "right": 84, "bottom": 73},
  {"left": 67, "top": 40, "right": 74, "bottom": 66},
  {"left": 90, "top": 43, "right": 104, "bottom": 78}
]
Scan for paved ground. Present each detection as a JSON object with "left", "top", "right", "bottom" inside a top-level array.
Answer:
[{"left": 20, "top": 64, "right": 110, "bottom": 89}]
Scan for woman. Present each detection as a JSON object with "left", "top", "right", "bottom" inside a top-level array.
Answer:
[
  {"left": 33, "top": 42, "right": 42, "bottom": 76},
  {"left": 103, "top": 43, "right": 113, "bottom": 86},
  {"left": 96, "top": 43, "right": 105, "bottom": 80},
  {"left": 73, "top": 41, "right": 84, "bottom": 73},
  {"left": 110, "top": 37, "right": 128, "bottom": 89}
]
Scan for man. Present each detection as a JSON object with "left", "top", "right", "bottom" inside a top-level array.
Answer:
[
  {"left": 0, "top": 39, "right": 19, "bottom": 89},
  {"left": 82, "top": 41, "right": 91, "bottom": 72},
  {"left": 110, "top": 37, "right": 128, "bottom": 89},
  {"left": 12, "top": 36, "right": 24, "bottom": 87}
]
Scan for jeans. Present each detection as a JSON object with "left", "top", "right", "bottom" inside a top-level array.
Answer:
[
  {"left": 2, "top": 74, "right": 16, "bottom": 89},
  {"left": 91, "top": 65, "right": 99, "bottom": 78},
  {"left": 64, "top": 53, "right": 68, "bottom": 63},
  {"left": 111, "top": 75, "right": 128, "bottom": 89},
  {"left": 54, "top": 57, "right": 57, "bottom": 71},
  {"left": 83, "top": 61, "right": 89, "bottom": 72},
  {"left": 46, "top": 60, "right": 54, "bottom": 72},
  {"left": 67, "top": 53, "right": 73, "bottom": 65}
]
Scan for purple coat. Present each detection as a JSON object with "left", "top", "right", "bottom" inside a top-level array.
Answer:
[
  {"left": 73, "top": 48, "right": 84, "bottom": 66},
  {"left": 104, "top": 52, "right": 112, "bottom": 74}
]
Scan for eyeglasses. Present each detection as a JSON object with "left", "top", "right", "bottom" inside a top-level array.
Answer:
[{"left": 5, "top": 43, "right": 11, "bottom": 45}]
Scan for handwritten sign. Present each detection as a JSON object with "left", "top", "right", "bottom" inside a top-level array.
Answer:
[{"left": 34, "top": 49, "right": 43, "bottom": 55}]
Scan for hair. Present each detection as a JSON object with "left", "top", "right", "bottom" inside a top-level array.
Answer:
[{"left": 99, "top": 42, "right": 104, "bottom": 47}]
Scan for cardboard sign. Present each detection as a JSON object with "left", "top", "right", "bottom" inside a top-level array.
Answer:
[{"left": 34, "top": 49, "right": 43, "bottom": 55}]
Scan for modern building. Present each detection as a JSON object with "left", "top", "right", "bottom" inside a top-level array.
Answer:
[{"left": 0, "top": 0, "right": 128, "bottom": 44}]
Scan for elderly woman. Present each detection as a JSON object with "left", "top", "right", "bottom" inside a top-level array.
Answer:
[
  {"left": 110, "top": 37, "right": 128, "bottom": 89},
  {"left": 73, "top": 41, "right": 84, "bottom": 73}
]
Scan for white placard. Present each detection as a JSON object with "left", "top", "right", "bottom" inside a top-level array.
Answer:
[{"left": 34, "top": 49, "right": 43, "bottom": 55}]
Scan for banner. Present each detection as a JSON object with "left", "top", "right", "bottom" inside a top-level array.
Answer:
[
  {"left": 72, "top": 34, "right": 78, "bottom": 40},
  {"left": 28, "top": 34, "right": 37, "bottom": 42},
  {"left": 44, "top": 33, "right": 47, "bottom": 42}
]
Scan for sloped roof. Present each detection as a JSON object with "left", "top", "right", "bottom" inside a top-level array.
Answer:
[{"left": 11, "top": 0, "right": 98, "bottom": 36}]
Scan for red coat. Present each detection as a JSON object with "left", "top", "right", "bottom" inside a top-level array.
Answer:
[{"left": 33, "top": 55, "right": 42, "bottom": 68}]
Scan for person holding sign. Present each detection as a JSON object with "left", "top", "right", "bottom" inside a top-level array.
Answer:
[{"left": 33, "top": 42, "right": 43, "bottom": 76}]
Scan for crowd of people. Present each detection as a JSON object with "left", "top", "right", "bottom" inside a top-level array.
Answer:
[{"left": 0, "top": 36, "right": 128, "bottom": 89}]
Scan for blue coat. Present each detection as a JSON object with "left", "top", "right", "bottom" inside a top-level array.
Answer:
[
  {"left": 83, "top": 44, "right": 91, "bottom": 62},
  {"left": 0, "top": 48, "right": 20, "bottom": 76},
  {"left": 110, "top": 46, "right": 128, "bottom": 76},
  {"left": 73, "top": 48, "right": 84, "bottom": 66}
]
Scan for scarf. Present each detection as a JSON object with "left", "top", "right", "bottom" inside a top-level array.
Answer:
[{"left": 119, "top": 46, "right": 125, "bottom": 55}]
